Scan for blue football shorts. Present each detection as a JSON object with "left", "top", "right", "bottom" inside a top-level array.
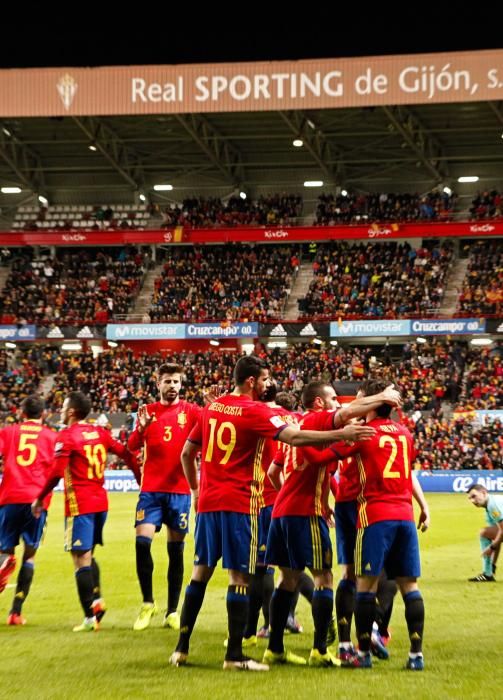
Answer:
[
  {"left": 135, "top": 491, "right": 190, "bottom": 534},
  {"left": 0, "top": 503, "right": 47, "bottom": 550}
]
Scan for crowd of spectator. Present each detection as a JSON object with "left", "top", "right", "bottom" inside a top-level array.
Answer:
[
  {"left": 468, "top": 190, "right": 503, "bottom": 220},
  {"left": 42, "top": 346, "right": 236, "bottom": 415},
  {"left": 457, "top": 240, "right": 502, "bottom": 316},
  {"left": 0, "top": 339, "right": 496, "bottom": 473},
  {"left": 0, "top": 348, "right": 44, "bottom": 419},
  {"left": 409, "top": 416, "right": 502, "bottom": 470},
  {"left": 0, "top": 247, "right": 150, "bottom": 325},
  {"left": 18, "top": 188, "right": 503, "bottom": 232},
  {"left": 159, "top": 194, "right": 303, "bottom": 228},
  {"left": 315, "top": 190, "right": 456, "bottom": 225},
  {"left": 299, "top": 240, "right": 453, "bottom": 318},
  {"left": 149, "top": 245, "right": 299, "bottom": 322},
  {"left": 455, "top": 347, "right": 503, "bottom": 410}
]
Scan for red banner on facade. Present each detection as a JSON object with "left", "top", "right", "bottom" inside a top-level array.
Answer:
[
  {"left": 0, "top": 221, "right": 501, "bottom": 247},
  {"left": 186, "top": 221, "right": 503, "bottom": 243}
]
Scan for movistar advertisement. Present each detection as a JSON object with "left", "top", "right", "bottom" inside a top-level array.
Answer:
[
  {"left": 106, "top": 324, "right": 186, "bottom": 340},
  {"left": 330, "top": 318, "right": 488, "bottom": 338},
  {"left": 330, "top": 319, "right": 411, "bottom": 337}
]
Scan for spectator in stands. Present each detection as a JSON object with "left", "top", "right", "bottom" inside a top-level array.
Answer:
[{"left": 300, "top": 240, "right": 453, "bottom": 319}]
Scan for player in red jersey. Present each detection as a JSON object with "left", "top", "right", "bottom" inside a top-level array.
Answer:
[
  {"left": 241, "top": 386, "right": 297, "bottom": 646},
  {"left": 0, "top": 395, "right": 57, "bottom": 625},
  {"left": 334, "top": 419, "right": 430, "bottom": 665},
  {"left": 346, "top": 379, "right": 427, "bottom": 671},
  {"left": 265, "top": 380, "right": 399, "bottom": 667},
  {"left": 334, "top": 445, "right": 391, "bottom": 664},
  {"left": 270, "top": 392, "right": 316, "bottom": 638},
  {"left": 128, "top": 363, "right": 201, "bottom": 632},
  {"left": 32, "top": 391, "right": 139, "bottom": 632},
  {"left": 170, "top": 355, "right": 383, "bottom": 671}
]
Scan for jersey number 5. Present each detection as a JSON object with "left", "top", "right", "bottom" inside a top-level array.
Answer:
[
  {"left": 379, "top": 435, "right": 410, "bottom": 479},
  {"left": 84, "top": 444, "right": 107, "bottom": 480},
  {"left": 16, "top": 433, "right": 38, "bottom": 467},
  {"left": 205, "top": 419, "right": 236, "bottom": 465}
]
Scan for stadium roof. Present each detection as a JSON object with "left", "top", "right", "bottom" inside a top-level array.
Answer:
[
  {"left": 0, "top": 32, "right": 501, "bottom": 217},
  {"left": 1, "top": 98, "right": 501, "bottom": 213}
]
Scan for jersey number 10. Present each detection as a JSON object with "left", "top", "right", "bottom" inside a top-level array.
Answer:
[{"left": 84, "top": 444, "right": 107, "bottom": 479}]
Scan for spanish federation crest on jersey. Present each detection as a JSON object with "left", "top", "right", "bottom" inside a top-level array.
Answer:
[{"left": 177, "top": 412, "right": 188, "bottom": 427}]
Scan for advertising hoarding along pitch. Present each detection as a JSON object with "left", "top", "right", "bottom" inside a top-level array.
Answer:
[{"left": 106, "top": 322, "right": 258, "bottom": 340}]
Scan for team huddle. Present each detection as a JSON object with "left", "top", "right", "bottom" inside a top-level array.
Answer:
[{"left": 0, "top": 356, "right": 431, "bottom": 671}]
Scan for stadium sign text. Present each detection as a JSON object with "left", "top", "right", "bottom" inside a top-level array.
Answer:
[
  {"left": 2, "top": 51, "right": 503, "bottom": 118},
  {"left": 416, "top": 470, "right": 503, "bottom": 493},
  {"left": 186, "top": 323, "right": 258, "bottom": 338},
  {"left": 106, "top": 323, "right": 258, "bottom": 340},
  {"left": 52, "top": 471, "right": 140, "bottom": 493},
  {"left": 106, "top": 324, "right": 185, "bottom": 340},
  {"left": 264, "top": 230, "right": 289, "bottom": 239},
  {"left": 330, "top": 320, "right": 411, "bottom": 337},
  {"left": 411, "top": 318, "right": 486, "bottom": 335},
  {"left": 0, "top": 325, "right": 36, "bottom": 340}
]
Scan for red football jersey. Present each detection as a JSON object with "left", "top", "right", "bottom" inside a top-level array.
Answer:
[
  {"left": 346, "top": 418, "right": 416, "bottom": 527},
  {"left": 261, "top": 407, "right": 297, "bottom": 507},
  {"left": 53, "top": 422, "right": 136, "bottom": 516},
  {"left": 272, "top": 410, "right": 339, "bottom": 518},
  {"left": 128, "top": 400, "right": 201, "bottom": 494},
  {"left": 188, "top": 395, "right": 290, "bottom": 514},
  {"left": 0, "top": 421, "right": 57, "bottom": 508},
  {"left": 330, "top": 474, "right": 338, "bottom": 500},
  {"left": 336, "top": 454, "right": 361, "bottom": 502}
]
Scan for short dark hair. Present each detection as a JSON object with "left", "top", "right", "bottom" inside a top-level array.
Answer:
[
  {"left": 233, "top": 355, "right": 269, "bottom": 386},
  {"left": 359, "top": 378, "right": 392, "bottom": 418},
  {"left": 301, "top": 381, "right": 331, "bottom": 409},
  {"left": 467, "top": 483, "right": 487, "bottom": 494},
  {"left": 21, "top": 395, "right": 44, "bottom": 419},
  {"left": 67, "top": 391, "right": 92, "bottom": 420},
  {"left": 158, "top": 363, "right": 183, "bottom": 377},
  {"left": 261, "top": 381, "right": 277, "bottom": 403},
  {"left": 276, "top": 391, "right": 297, "bottom": 411}
]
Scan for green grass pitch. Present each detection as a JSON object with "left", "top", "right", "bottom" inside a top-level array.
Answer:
[{"left": 0, "top": 493, "right": 500, "bottom": 699}]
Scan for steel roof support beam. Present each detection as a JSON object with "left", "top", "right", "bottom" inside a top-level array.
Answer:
[
  {"left": 382, "top": 106, "right": 448, "bottom": 184},
  {"left": 278, "top": 111, "right": 343, "bottom": 184},
  {"left": 73, "top": 117, "right": 145, "bottom": 191},
  {"left": 0, "top": 124, "right": 46, "bottom": 194},
  {"left": 174, "top": 114, "right": 245, "bottom": 187}
]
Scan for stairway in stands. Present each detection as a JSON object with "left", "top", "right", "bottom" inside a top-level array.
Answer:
[
  {"left": 283, "top": 263, "right": 313, "bottom": 320},
  {"left": 129, "top": 262, "right": 165, "bottom": 321},
  {"left": 438, "top": 257, "right": 470, "bottom": 316}
]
